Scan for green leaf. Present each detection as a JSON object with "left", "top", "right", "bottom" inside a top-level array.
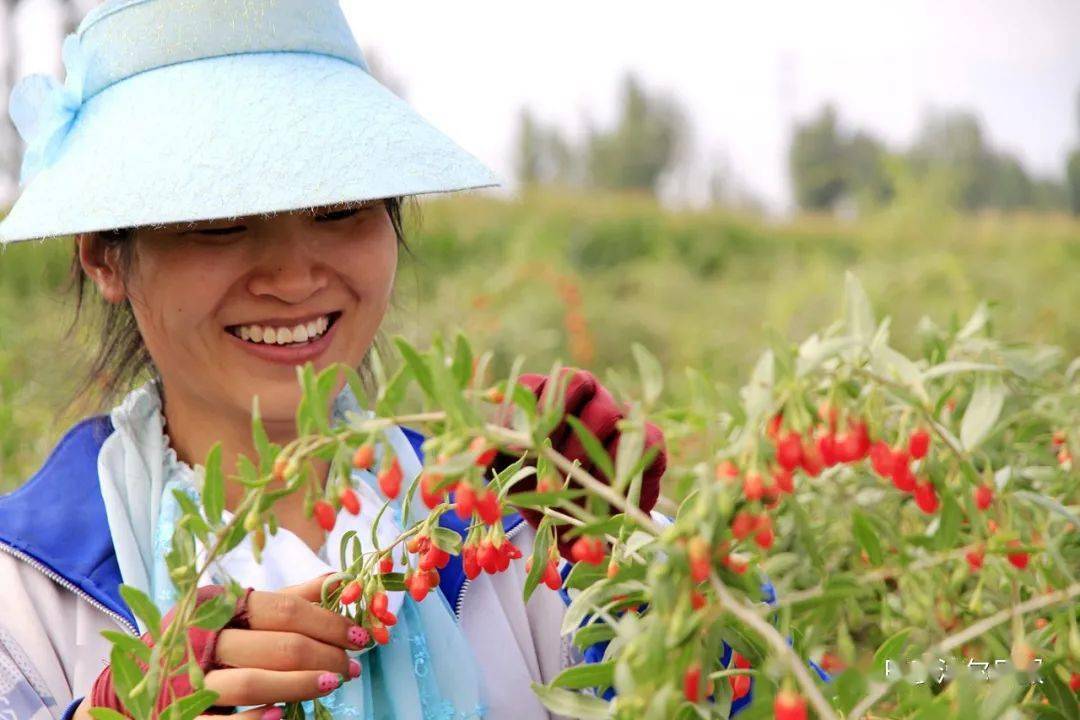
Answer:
[
  {"left": 573, "top": 623, "right": 616, "bottom": 650},
  {"left": 110, "top": 646, "right": 151, "bottom": 718},
  {"left": 89, "top": 710, "right": 130, "bottom": 720},
  {"left": 1014, "top": 490, "right": 1080, "bottom": 529},
  {"left": 429, "top": 526, "right": 464, "bottom": 555},
  {"left": 565, "top": 415, "right": 616, "bottom": 481},
  {"left": 523, "top": 518, "right": 553, "bottom": 603},
  {"left": 339, "top": 363, "right": 371, "bottom": 411},
  {"left": 100, "top": 630, "right": 151, "bottom": 663},
  {"left": 935, "top": 491, "right": 962, "bottom": 550},
  {"left": 250, "top": 395, "right": 272, "bottom": 475},
  {"left": 960, "top": 373, "right": 1006, "bottom": 451},
  {"left": 393, "top": 337, "right": 436, "bottom": 400},
  {"left": 161, "top": 689, "right": 219, "bottom": 720},
  {"left": 376, "top": 364, "right": 414, "bottom": 417},
  {"left": 552, "top": 661, "right": 615, "bottom": 690},
  {"left": 851, "top": 510, "right": 883, "bottom": 565},
  {"left": 844, "top": 271, "right": 875, "bottom": 341},
  {"left": 631, "top": 343, "right": 663, "bottom": 408},
  {"left": 190, "top": 594, "right": 237, "bottom": 631},
  {"left": 530, "top": 683, "right": 611, "bottom": 719},
  {"left": 201, "top": 442, "right": 224, "bottom": 526},
  {"left": 119, "top": 584, "right": 162, "bottom": 639},
  {"left": 313, "top": 697, "right": 335, "bottom": 720},
  {"left": 872, "top": 627, "right": 912, "bottom": 676},
  {"left": 451, "top": 331, "right": 474, "bottom": 389}
]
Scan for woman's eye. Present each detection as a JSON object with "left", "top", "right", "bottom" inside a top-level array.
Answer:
[
  {"left": 194, "top": 225, "right": 246, "bottom": 236},
  {"left": 314, "top": 208, "right": 361, "bottom": 222}
]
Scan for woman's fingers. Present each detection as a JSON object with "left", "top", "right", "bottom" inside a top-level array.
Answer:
[
  {"left": 196, "top": 705, "right": 281, "bottom": 720},
  {"left": 216, "top": 629, "right": 353, "bottom": 676},
  {"left": 278, "top": 573, "right": 340, "bottom": 602},
  {"left": 244, "top": 589, "right": 365, "bottom": 650},
  {"left": 204, "top": 667, "right": 345, "bottom": 706}
]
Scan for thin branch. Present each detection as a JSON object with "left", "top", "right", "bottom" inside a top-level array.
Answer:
[{"left": 709, "top": 574, "right": 839, "bottom": 720}]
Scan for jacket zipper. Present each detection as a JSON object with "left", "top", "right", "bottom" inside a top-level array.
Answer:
[
  {"left": 454, "top": 519, "right": 528, "bottom": 620},
  {"left": 0, "top": 540, "right": 139, "bottom": 636}
]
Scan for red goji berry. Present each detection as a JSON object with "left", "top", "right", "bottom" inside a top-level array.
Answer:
[
  {"left": 454, "top": 481, "right": 477, "bottom": 520},
  {"left": 974, "top": 484, "right": 994, "bottom": 511},
  {"left": 338, "top": 487, "right": 361, "bottom": 516},
  {"left": 313, "top": 500, "right": 336, "bottom": 532},
  {"left": 352, "top": 443, "right": 375, "bottom": 470},
  {"left": 378, "top": 458, "right": 402, "bottom": 499},
  {"left": 339, "top": 580, "right": 362, "bottom": 605},
  {"left": 908, "top": 429, "right": 931, "bottom": 460},
  {"left": 774, "top": 688, "right": 808, "bottom": 720}
]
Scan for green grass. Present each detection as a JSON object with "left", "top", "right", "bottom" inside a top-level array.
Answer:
[{"left": 2, "top": 189, "right": 1077, "bottom": 488}]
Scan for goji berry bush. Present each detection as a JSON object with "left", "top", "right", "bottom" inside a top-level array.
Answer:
[{"left": 91, "top": 274, "right": 1079, "bottom": 720}]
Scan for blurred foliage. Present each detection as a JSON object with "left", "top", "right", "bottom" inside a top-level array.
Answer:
[
  {"left": 515, "top": 73, "right": 687, "bottom": 195},
  {"left": 1, "top": 190, "right": 1078, "bottom": 489},
  {"left": 791, "top": 104, "right": 1077, "bottom": 215}
]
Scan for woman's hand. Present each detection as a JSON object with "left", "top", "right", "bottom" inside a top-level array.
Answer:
[
  {"left": 500, "top": 368, "right": 667, "bottom": 555},
  {"left": 85, "top": 574, "right": 366, "bottom": 718}
]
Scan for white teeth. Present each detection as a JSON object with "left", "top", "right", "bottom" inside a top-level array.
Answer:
[{"left": 232, "top": 315, "right": 333, "bottom": 345}]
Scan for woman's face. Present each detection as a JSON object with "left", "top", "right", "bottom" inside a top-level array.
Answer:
[{"left": 83, "top": 200, "right": 398, "bottom": 425}]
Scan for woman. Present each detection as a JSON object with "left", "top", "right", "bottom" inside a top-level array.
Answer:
[{"left": 0, "top": 0, "right": 671, "bottom": 718}]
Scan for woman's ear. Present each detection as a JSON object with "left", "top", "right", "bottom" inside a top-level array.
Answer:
[{"left": 77, "top": 233, "right": 128, "bottom": 304}]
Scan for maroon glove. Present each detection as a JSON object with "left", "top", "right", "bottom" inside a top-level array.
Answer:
[
  {"left": 91, "top": 584, "right": 255, "bottom": 717},
  {"left": 499, "top": 368, "right": 666, "bottom": 558}
]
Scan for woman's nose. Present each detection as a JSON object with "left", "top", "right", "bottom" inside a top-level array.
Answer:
[{"left": 245, "top": 232, "right": 329, "bottom": 303}]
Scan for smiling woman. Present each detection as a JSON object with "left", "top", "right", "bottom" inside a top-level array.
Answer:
[{"left": 71, "top": 198, "right": 405, "bottom": 421}]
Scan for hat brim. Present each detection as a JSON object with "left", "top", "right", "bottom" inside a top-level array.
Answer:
[{"left": 0, "top": 52, "right": 501, "bottom": 243}]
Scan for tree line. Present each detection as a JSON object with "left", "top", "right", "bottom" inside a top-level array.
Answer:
[{"left": 515, "top": 72, "right": 1080, "bottom": 216}]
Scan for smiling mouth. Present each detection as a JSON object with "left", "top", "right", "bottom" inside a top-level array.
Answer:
[{"left": 226, "top": 311, "right": 343, "bottom": 346}]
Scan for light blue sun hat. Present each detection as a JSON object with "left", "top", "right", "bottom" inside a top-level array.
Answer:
[{"left": 0, "top": 0, "right": 501, "bottom": 244}]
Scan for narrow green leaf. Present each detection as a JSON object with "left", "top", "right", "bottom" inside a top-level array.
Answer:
[
  {"left": 844, "top": 271, "right": 875, "bottom": 341},
  {"left": 100, "top": 630, "right": 151, "bottom": 663},
  {"left": 201, "top": 442, "right": 224, "bottom": 526},
  {"left": 631, "top": 343, "right": 663, "bottom": 408},
  {"left": 119, "top": 585, "right": 162, "bottom": 639},
  {"left": 960, "top": 373, "right": 1006, "bottom": 450},
  {"left": 565, "top": 415, "right": 615, "bottom": 481},
  {"left": 161, "top": 689, "right": 219, "bottom": 720},
  {"left": 250, "top": 395, "right": 272, "bottom": 474},
  {"left": 551, "top": 661, "right": 615, "bottom": 690},
  {"left": 530, "top": 684, "right": 611, "bottom": 719},
  {"left": 393, "top": 337, "right": 436, "bottom": 400},
  {"left": 451, "top": 331, "right": 474, "bottom": 389},
  {"left": 89, "top": 710, "right": 130, "bottom": 720},
  {"left": 523, "top": 518, "right": 553, "bottom": 603},
  {"left": 851, "top": 511, "right": 883, "bottom": 565},
  {"left": 872, "top": 627, "right": 911, "bottom": 676}
]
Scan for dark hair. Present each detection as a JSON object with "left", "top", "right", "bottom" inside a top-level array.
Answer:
[{"left": 64, "top": 196, "right": 415, "bottom": 416}]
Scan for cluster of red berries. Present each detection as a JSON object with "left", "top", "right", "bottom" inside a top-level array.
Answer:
[
  {"left": 525, "top": 552, "right": 564, "bottom": 591},
  {"left": 338, "top": 585, "right": 394, "bottom": 646},
  {"left": 461, "top": 537, "right": 523, "bottom": 579},
  {"left": 312, "top": 485, "right": 362, "bottom": 533},
  {"left": 866, "top": 428, "right": 941, "bottom": 513},
  {"left": 771, "top": 405, "right": 872, "bottom": 479}
]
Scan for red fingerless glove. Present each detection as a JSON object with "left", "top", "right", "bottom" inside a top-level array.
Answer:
[
  {"left": 90, "top": 584, "right": 255, "bottom": 717},
  {"left": 500, "top": 368, "right": 667, "bottom": 558}
]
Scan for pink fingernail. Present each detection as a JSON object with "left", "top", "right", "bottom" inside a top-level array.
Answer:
[
  {"left": 317, "top": 671, "right": 341, "bottom": 693},
  {"left": 261, "top": 709, "right": 283, "bottom": 720},
  {"left": 348, "top": 625, "right": 370, "bottom": 648},
  {"left": 348, "top": 658, "right": 362, "bottom": 678}
]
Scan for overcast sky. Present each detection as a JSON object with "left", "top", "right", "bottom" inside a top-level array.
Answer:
[{"left": 13, "top": 0, "right": 1080, "bottom": 210}]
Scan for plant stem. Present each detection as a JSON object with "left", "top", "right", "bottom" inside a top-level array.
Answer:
[{"left": 708, "top": 573, "right": 839, "bottom": 720}]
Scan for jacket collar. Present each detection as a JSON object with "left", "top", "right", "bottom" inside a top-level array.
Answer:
[{"left": 0, "top": 415, "right": 138, "bottom": 630}]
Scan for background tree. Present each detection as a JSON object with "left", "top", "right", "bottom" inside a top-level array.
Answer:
[{"left": 584, "top": 73, "right": 687, "bottom": 194}]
